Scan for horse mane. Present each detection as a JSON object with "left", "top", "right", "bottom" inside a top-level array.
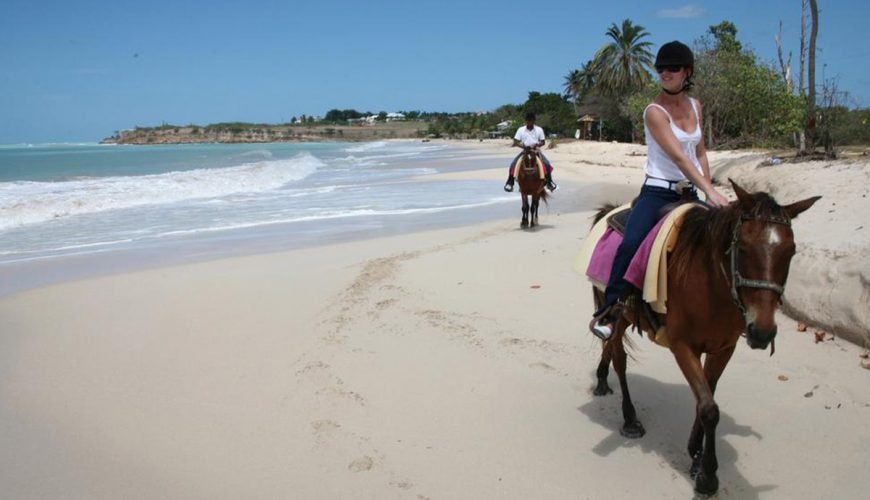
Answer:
[{"left": 670, "top": 192, "right": 787, "bottom": 285}]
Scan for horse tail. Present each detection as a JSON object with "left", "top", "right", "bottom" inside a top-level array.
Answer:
[
  {"left": 601, "top": 321, "right": 638, "bottom": 361},
  {"left": 592, "top": 203, "right": 619, "bottom": 227}
]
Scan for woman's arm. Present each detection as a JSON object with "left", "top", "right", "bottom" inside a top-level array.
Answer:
[{"left": 694, "top": 100, "right": 712, "bottom": 180}]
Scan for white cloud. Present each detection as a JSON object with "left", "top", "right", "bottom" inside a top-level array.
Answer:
[{"left": 657, "top": 5, "right": 706, "bottom": 18}]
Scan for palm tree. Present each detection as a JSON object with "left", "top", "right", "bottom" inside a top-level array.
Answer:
[
  {"left": 563, "top": 69, "right": 583, "bottom": 100},
  {"left": 591, "top": 19, "right": 655, "bottom": 99},
  {"left": 564, "top": 60, "right": 597, "bottom": 101}
]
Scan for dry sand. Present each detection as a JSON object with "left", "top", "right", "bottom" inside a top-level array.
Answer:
[{"left": 0, "top": 140, "right": 867, "bottom": 499}]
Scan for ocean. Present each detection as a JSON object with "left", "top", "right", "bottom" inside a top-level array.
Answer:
[{"left": 0, "top": 140, "right": 518, "bottom": 294}]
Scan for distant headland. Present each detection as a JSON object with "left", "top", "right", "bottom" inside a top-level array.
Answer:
[{"left": 100, "top": 121, "right": 430, "bottom": 145}]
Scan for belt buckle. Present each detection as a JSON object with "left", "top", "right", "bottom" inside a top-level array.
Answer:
[{"left": 674, "top": 180, "right": 692, "bottom": 194}]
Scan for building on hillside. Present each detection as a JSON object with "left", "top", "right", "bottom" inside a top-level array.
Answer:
[{"left": 486, "top": 120, "right": 513, "bottom": 139}]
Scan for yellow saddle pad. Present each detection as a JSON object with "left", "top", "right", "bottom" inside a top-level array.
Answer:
[{"left": 512, "top": 153, "right": 545, "bottom": 179}]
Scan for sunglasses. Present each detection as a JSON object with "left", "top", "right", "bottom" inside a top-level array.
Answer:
[{"left": 656, "top": 65, "right": 683, "bottom": 74}]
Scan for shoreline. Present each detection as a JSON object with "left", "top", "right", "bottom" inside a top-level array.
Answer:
[
  {"left": 3, "top": 138, "right": 866, "bottom": 344},
  {"left": 2, "top": 137, "right": 867, "bottom": 344}
]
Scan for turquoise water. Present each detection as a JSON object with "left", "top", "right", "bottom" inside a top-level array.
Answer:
[{"left": 0, "top": 141, "right": 513, "bottom": 272}]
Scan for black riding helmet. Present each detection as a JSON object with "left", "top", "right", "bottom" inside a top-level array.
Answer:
[
  {"left": 655, "top": 41, "right": 694, "bottom": 67},
  {"left": 655, "top": 41, "right": 695, "bottom": 93}
]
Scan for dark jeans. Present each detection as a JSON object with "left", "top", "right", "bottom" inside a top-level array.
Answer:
[
  {"left": 599, "top": 185, "right": 699, "bottom": 314},
  {"left": 508, "top": 151, "right": 553, "bottom": 175}
]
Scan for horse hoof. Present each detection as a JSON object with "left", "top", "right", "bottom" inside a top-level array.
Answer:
[
  {"left": 592, "top": 383, "right": 613, "bottom": 396},
  {"left": 620, "top": 421, "right": 646, "bottom": 439},
  {"left": 694, "top": 471, "right": 719, "bottom": 496},
  {"left": 689, "top": 451, "right": 702, "bottom": 479}
]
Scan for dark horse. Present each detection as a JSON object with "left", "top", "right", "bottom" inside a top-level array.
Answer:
[
  {"left": 516, "top": 148, "right": 548, "bottom": 228},
  {"left": 590, "top": 179, "right": 820, "bottom": 495}
]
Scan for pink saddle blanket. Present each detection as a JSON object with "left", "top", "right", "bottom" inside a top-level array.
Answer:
[{"left": 586, "top": 215, "right": 669, "bottom": 289}]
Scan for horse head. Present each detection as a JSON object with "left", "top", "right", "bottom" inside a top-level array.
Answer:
[
  {"left": 728, "top": 179, "right": 821, "bottom": 350},
  {"left": 520, "top": 148, "right": 537, "bottom": 171}
]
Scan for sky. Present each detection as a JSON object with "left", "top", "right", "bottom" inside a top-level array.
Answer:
[{"left": 1, "top": 0, "right": 868, "bottom": 143}]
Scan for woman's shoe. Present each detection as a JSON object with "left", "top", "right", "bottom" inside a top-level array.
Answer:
[{"left": 590, "top": 319, "right": 613, "bottom": 340}]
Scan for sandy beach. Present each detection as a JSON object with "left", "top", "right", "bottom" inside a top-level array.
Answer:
[{"left": 1, "top": 140, "right": 868, "bottom": 499}]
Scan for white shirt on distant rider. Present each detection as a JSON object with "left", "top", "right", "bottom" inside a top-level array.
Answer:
[{"left": 515, "top": 125, "right": 545, "bottom": 148}]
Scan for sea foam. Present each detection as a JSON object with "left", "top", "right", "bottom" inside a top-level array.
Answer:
[{"left": 0, "top": 153, "right": 323, "bottom": 230}]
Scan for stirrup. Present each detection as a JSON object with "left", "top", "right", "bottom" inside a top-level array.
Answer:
[
  {"left": 547, "top": 181, "right": 558, "bottom": 192},
  {"left": 504, "top": 182, "right": 514, "bottom": 192},
  {"left": 589, "top": 318, "right": 613, "bottom": 340},
  {"left": 589, "top": 301, "right": 623, "bottom": 340}
]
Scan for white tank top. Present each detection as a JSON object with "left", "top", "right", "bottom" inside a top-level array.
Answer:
[{"left": 643, "top": 98, "right": 703, "bottom": 181}]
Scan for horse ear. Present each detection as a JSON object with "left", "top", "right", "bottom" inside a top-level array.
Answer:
[
  {"left": 729, "top": 178, "right": 754, "bottom": 210},
  {"left": 783, "top": 195, "right": 822, "bottom": 219}
]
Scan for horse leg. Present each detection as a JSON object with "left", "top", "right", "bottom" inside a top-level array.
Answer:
[
  {"left": 672, "top": 343, "right": 722, "bottom": 495},
  {"left": 688, "top": 346, "right": 737, "bottom": 489},
  {"left": 593, "top": 341, "right": 614, "bottom": 396},
  {"left": 592, "top": 288, "right": 614, "bottom": 396},
  {"left": 521, "top": 195, "right": 529, "bottom": 228},
  {"left": 530, "top": 195, "right": 539, "bottom": 228},
  {"left": 612, "top": 320, "right": 645, "bottom": 438}
]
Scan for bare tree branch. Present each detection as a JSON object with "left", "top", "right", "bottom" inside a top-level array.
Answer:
[{"left": 776, "top": 21, "right": 793, "bottom": 92}]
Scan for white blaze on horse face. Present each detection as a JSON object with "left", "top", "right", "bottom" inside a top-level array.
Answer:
[
  {"left": 743, "top": 304, "right": 758, "bottom": 327},
  {"left": 766, "top": 225, "right": 784, "bottom": 246}
]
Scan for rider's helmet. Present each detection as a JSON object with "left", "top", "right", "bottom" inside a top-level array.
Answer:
[
  {"left": 655, "top": 41, "right": 695, "bottom": 91},
  {"left": 655, "top": 41, "right": 694, "bottom": 68}
]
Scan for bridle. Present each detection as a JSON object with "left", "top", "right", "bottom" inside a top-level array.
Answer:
[
  {"left": 521, "top": 148, "right": 537, "bottom": 169},
  {"left": 723, "top": 205, "right": 793, "bottom": 319}
]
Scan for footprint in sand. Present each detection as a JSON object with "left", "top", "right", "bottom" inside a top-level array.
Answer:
[
  {"left": 375, "top": 298, "right": 398, "bottom": 310},
  {"left": 316, "top": 385, "right": 367, "bottom": 406},
  {"left": 348, "top": 456, "right": 374, "bottom": 472},
  {"left": 390, "top": 479, "right": 414, "bottom": 490},
  {"left": 310, "top": 419, "right": 341, "bottom": 435},
  {"left": 295, "top": 360, "right": 330, "bottom": 376}
]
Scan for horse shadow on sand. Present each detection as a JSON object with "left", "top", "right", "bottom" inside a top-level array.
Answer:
[
  {"left": 577, "top": 373, "right": 778, "bottom": 499},
  {"left": 515, "top": 223, "right": 555, "bottom": 233}
]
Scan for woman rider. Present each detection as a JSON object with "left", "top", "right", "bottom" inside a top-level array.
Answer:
[{"left": 590, "top": 40, "right": 729, "bottom": 340}]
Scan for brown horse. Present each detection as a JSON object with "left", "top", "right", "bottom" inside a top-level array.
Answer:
[
  {"left": 590, "top": 179, "right": 820, "bottom": 495},
  {"left": 516, "top": 148, "right": 548, "bottom": 228}
]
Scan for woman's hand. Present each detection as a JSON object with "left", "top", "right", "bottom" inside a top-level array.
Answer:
[{"left": 705, "top": 188, "right": 730, "bottom": 208}]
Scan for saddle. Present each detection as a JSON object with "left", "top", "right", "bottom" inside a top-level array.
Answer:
[
  {"left": 578, "top": 201, "right": 706, "bottom": 347},
  {"left": 606, "top": 187, "right": 697, "bottom": 236},
  {"left": 515, "top": 152, "right": 545, "bottom": 180}
]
